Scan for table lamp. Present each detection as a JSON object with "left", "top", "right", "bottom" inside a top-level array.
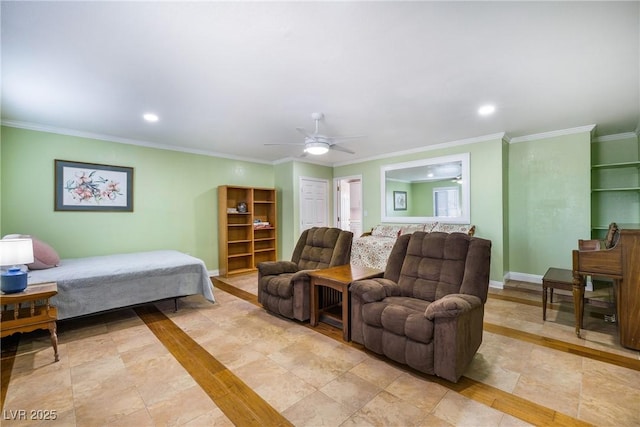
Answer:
[{"left": 0, "top": 238, "right": 34, "bottom": 293}]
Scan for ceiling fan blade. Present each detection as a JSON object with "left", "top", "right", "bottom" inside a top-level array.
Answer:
[
  {"left": 328, "top": 134, "right": 366, "bottom": 141},
  {"left": 296, "top": 127, "right": 315, "bottom": 138},
  {"left": 329, "top": 144, "right": 355, "bottom": 154}
]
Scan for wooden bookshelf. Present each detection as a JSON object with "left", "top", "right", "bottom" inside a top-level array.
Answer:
[{"left": 218, "top": 185, "right": 277, "bottom": 276}]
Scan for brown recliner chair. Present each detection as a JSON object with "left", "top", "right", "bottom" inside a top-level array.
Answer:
[
  {"left": 350, "top": 231, "right": 491, "bottom": 382},
  {"left": 258, "top": 227, "right": 353, "bottom": 321}
]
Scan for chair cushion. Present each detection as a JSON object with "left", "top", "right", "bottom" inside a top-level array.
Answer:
[
  {"left": 398, "top": 232, "right": 468, "bottom": 301},
  {"left": 297, "top": 227, "right": 346, "bottom": 270},
  {"left": 263, "top": 273, "right": 295, "bottom": 298},
  {"left": 362, "top": 296, "right": 433, "bottom": 344}
]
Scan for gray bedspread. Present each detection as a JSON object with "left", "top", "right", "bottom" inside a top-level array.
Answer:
[{"left": 27, "top": 250, "right": 215, "bottom": 319}]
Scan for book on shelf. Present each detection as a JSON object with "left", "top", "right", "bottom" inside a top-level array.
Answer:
[{"left": 253, "top": 221, "right": 271, "bottom": 229}]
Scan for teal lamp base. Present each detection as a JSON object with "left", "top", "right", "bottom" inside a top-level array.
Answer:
[{"left": 1, "top": 267, "right": 28, "bottom": 293}]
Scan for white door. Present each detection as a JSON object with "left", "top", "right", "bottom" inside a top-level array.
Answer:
[
  {"left": 300, "top": 177, "right": 329, "bottom": 231},
  {"left": 334, "top": 175, "right": 363, "bottom": 236}
]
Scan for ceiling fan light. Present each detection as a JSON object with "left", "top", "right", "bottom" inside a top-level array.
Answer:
[{"left": 305, "top": 142, "right": 329, "bottom": 155}]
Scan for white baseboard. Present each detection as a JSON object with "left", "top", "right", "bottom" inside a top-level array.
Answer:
[
  {"left": 489, "top": 280, "right": 504, "bottom": 289},
  {"left": 505, "top": 271, "right": 543, "bottom": 284},
  {"left": 208, "top": 269, "right": 219, "bottom": 277}
]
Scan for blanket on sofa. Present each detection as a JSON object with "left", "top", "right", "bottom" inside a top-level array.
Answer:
[{"left": 351, "top": 223, "right": 475, "bottom": 270}]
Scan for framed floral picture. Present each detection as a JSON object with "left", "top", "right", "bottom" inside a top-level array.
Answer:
[
  {"left": 55, "top": 160, "right": 134, "bottom": 212},
  {"left": 393, "top": 191, "right": 407, "bottom": 211}
]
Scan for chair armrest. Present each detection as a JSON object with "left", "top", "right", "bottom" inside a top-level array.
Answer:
[
  {"left": 425, "top": 294, "right": 482, "bottom": 320},
  {"left": 350, "top": 278, "right": 400, "bottom": 303},
  {"left": 291, "top": 269, "right": 315, "bottom": 282},
  {"left": 429, "top": 294, "right": 485, "bottom": 382},
  {"left": 257, "top": 261, "right": 298, "bottom": 277},
  {"left": 349, "top": 278, "right": 399, "bottom": 345}
]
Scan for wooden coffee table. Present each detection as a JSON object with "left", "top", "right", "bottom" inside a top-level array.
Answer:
[
  {"left": 1, "top": 282, "right": 59, "bottom": 362},
  {"left": 309, "top": 264, "right": 383, "bottom": 341}
]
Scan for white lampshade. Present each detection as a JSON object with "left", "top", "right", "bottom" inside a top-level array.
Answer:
[{"left": 0, "top": 238, "right": 34, "bottom": 266}]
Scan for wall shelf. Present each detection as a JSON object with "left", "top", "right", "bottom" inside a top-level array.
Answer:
[{"left": 590, "top": 137, "right": 640, "bottom": 239}]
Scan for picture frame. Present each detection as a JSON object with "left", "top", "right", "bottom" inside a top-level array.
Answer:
[
  {"left": 393, "top": 191, "right": 407, "bottom": 211},
  {"left": 55, "top": 160, "right": 134, "bottom": 212}
]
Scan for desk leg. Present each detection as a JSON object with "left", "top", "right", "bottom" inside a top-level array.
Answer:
[
  {"left": 48, "top": 321, "right": 59, "bottom": 362},
  {"left": 572, "top": 273, "right": 585, "bottom": 338},
  {"left": 310, "top": 279, "right": 318, "bottom": 327}
]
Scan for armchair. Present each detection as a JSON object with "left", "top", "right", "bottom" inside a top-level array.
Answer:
[
  {"left": 350, "top": 231, "right": 491, "bottom": 382},
  {"left": 258, "top": 227, "right": 353, "bottom": 321}
]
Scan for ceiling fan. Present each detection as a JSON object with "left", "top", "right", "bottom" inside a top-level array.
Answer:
[{"left": 265, "top": 112, "right": 363, "bottom": 156}]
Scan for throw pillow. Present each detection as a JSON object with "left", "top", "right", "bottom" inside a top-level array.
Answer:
[{"left": 2, "top": 234, "right": 60, "bottom": 270}]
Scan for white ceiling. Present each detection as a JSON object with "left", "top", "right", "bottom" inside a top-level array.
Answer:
[{"left": 2, "top": 1, "right": 639, "bottom": 166}]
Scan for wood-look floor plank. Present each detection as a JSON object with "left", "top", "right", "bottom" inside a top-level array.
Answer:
[
  {"left": 135, "top": 305, "right": 293, "bottom": 427},
  {"left": 0, "top": 335, "right": 19, "bottom": 410}
]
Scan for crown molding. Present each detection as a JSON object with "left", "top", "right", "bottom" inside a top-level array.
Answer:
[
  {"left": 508, "top": 124, "right": 596, "bottom": 144},
  {"left": 332, "top": 132, "right": 506, "bottom": 168},
  {"left": 592, "top": 132, "right": 639, "bottom": 143},
  {"left": 271, "top": 156, "right": 333, "bottom": 167},
  {"left": 1, "top": 120, "right": 274, "bottom": 165}
]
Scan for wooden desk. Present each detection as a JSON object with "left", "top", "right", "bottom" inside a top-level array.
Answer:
[
  {"left": 309, "top": 265, "right": 383, "bottom": 341},
  {"left": 1, "top": 282, "right": 59, "bottom": 362}
]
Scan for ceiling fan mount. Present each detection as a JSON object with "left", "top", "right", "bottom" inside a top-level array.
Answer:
[{"left": 264, "top": 112, "right": 363, "bottom": 156}]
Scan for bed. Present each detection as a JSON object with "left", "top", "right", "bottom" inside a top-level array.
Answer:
[{"left": 26, "top": 250, "right": 215, "bottom": 320}]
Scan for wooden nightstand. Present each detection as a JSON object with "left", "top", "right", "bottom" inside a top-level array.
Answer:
[{"left": 1, "top": 282, "right": 59, "bottom": 362}]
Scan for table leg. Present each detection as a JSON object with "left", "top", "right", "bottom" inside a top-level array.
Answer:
[
  {"left": 310, "top": 279, "right": 318, "bottom": 327},
  {"left": 48, "top": 321, "right": 59, "bottom": 362},
  {"left": 572, "top": 273, "right": 585, "bottom": 338},
  {"left": 342, "top": 286, "right": 349, "bottom": 341},
  {"left": 542, "top": 284, "right": 548, "bottom": 320}
]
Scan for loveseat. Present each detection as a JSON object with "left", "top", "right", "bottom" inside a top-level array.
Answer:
[{"left": 350, "top": 223, "right": 475, "bottom": 270}]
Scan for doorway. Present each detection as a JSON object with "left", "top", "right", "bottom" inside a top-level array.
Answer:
[{"left": 334, "top": 175, "right": 363, "bottom": 237}]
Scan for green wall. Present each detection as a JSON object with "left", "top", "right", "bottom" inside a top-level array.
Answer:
[
  {"left": 508, "top": 131, "right": 591, "bottom": 275},
  {"left": 0, "top": 124, "right": 613, "bottom": 285},
  {"left": 0, "top": 126, "right": 274, "bottom": 270},
  {"left": 383, "top": 180, "right": 411, "bottom": 217},
  {"left": 334, "top": 136, "right": 506, "bottom": 283},
  {"left": 274, "top": 161, "right": 294, "bottom": 260}
]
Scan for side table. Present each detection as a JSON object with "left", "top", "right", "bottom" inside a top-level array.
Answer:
[
  {"left": 1, "top": 282, "right": 59, "bottom": 362},
  {"left": 309, "top": 264, "right": 383, "bottom": 341}
]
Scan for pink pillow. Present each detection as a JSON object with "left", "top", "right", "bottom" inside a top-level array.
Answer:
[
  {"left": 2, "top": 234, "right": 60, "bottom": 270},
  {"left": 29, "top": 237, "right": 60, "bottom": 270}
]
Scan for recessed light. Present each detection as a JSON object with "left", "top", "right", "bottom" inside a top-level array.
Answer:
[
  {"left": 478, "top": 105, "right": 495, "bottom": 116},
  {"left": 143, "top": 113, "right": 159, "bottom": 122}
]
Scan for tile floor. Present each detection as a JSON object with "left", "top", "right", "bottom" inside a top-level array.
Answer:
[{"left": 1, "top": 275, "right": 639, "bottom": 426}]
